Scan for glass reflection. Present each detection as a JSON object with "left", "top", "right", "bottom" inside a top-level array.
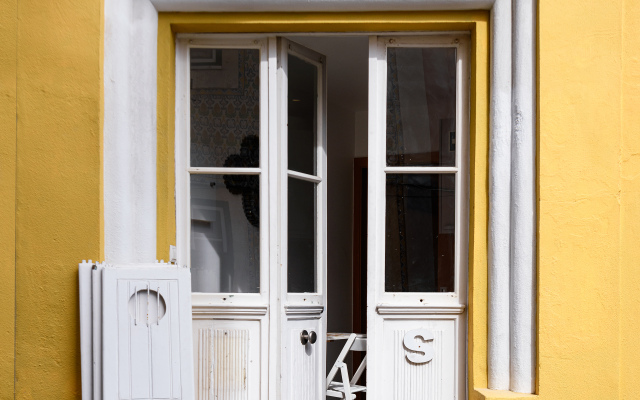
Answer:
[
  {"left": 386, "top": 47, "right": 457, "bottom": 167},
  {"left": 190, "top": 174, "right": 260, "bottom": 293},
  {"left": 190, "top": 48, "right": 260, "bottom": 168},
  {"left": 288, "top": 177, "right": 317, "bottom": 293},
  {"left": 385, "top": 174, "right": 455, "bottom": 292},
  {"left": 288, "top": 54, "right": 318, "bottom": 175}
]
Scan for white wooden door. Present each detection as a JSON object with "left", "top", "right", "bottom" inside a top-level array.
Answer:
[
  {"left": 274, "top": 37, "right": 327, "bottom": 400},
  {"left": 367, "top": 35, "right": 470, "bottom": 400},
  {"left": 177, "top": 35, "right": 326, "bottom": 400},
  {"left": 175, "top": 36, "right": 271, "bottom": 400}
]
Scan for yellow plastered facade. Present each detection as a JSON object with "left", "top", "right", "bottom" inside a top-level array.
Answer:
[
  {"left": 0, "top": 0, "right": 17, "bottom": 398},
  {"left": 2, "top": 1, "right": 640, "bottom": 399},
  {"left": 1, "top": 0, "right": 104, "bottom": 398},
  {"left": 536, "top": 0, "right": 640, "bottom": 398},
  {"left": 620, "top": 1, "right": 640, "bottom": 399}
]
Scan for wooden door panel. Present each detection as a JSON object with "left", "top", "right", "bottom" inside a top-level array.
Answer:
[
  {"left": 285, "top": 318, "right": 323, "bottom": 400},
  {"left": 192, "top": 318, "right": 262, "bottom": 400},
  {"left": 381, "top": 317, "right": 459, "bottom": 400}
]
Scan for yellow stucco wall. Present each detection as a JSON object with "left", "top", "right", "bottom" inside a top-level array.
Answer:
[
  {"left": 2, "top": 1, "right": 640, "bottom": 399},
  {"left": 538, "top": 1, "right": 621, "bottom": 395},
  {"left": 536, "top": 0, "right": 640, "bottom": 399},
  {"left": 0, "top": 0, "right": 17, "bottom": 398},
  {"left": 620, "top": 2, "right": 640, "bottom": 399},
  {"left": 1, "top": 0, "right": 104, "bottom": 398}
]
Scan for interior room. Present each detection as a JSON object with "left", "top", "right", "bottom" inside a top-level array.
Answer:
[{"left": 288, "top": 35, "right": 370, "bottom": 394}]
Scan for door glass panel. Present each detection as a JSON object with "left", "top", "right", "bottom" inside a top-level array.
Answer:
[
  {"left": 385, "top": 173, "right": 455, "bottom": 292},
  {"left": 288, "top": 53, "right": 318, "bottom": 176},
  {"left": 288, "top": 177, "right": 317, "bottom": 293},
  {"left": 190, "top": 48, "right": 260, "bottom": 168},
  {"left": 190, "top": 174, "right": 260, "bottom": 293},
  {"left": 386, "top": 47, "right": 457, "bottom": 167}
]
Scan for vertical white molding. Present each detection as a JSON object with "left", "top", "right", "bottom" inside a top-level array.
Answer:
[
  {"left": 366, "top": 34, "right": 384, "bottom": 400},
  {"left": 174, "top": 38, "right": 187, "bottom": 266},
  {"left": 487, "top": 0, "right": 512, "bottom": 391},
  {"left": 510, "top": 0, "right": 537, "bottom": 393},
  {"left": 131, "top": 0, "right": 159, "bottom": 261},
  {"left": 78, "top": 262, "right": 93, "bottom": 400},
  {"left": 267, "top": 36, "right": 280, "bottom": 400},
  {"left": 104, "top": 0, "right": 158, "bottom": 263},
  {"left": 104, "top": 0, "right": 133, "bottom": 262}
]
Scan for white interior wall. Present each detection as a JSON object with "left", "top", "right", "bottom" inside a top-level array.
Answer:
[{"left": 288, "top": 36, "right": 368, "bottom": 383}]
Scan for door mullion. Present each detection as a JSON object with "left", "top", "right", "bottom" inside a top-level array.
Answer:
[{"left": 267, "top": 35, "right": 280, "bottom": 400}]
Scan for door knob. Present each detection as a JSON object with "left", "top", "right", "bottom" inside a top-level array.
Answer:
[{"left": 300, "top": 330, "right": 317, "bottom": 345}]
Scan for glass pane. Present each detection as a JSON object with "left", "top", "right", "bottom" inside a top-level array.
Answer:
[
  {"left": 386, "top": 47, "right": 457, "bottom": 167},
  {"left": 190, "top": 48, "right": 260, "bottom": 168},
  {"left": 385, "top": 174, "right": 455, "bottom": 292},
  {"left": 288, "top": 177, "right": 317, "bottom": 293},
  {"left": 190, "top": 174, "right": 260, "bottom": 293},
  {"left": 288, "top": 53, "right": 318, "bottom": 176}
]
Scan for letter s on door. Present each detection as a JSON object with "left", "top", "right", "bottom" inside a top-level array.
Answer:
[{"left": 403, "top": 329, "right": 435, "bottom": 364}]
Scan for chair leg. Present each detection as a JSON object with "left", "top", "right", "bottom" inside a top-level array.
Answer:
[
  {"left": 350, "top": 354, "right": 367, "bottom": 386},
  {"left": 326, "top": 334, "right": 357, "bottom": 390},
  {"left": 339, "top": 363, "right": 352, "bottom": 399}
]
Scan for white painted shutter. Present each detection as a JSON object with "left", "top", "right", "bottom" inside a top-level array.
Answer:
[{"left": 79, "top": 262, "right": 194, "bottom": 400}]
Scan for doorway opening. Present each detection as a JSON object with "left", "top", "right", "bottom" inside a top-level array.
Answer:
[
  {"left": 180, "top": 32, "right": 469, "bottom": 400},
  {"left": 287, "top": 34, "right": 467, "bottom": 399}
]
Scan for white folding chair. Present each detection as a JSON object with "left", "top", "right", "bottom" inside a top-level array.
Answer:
[{"left": 326, "top": 333, "right": 367, "bottom": 399}]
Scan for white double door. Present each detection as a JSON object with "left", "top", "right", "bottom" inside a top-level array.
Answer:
[{"left": 183, "top": 34, "right": 468, "bottom": 400}]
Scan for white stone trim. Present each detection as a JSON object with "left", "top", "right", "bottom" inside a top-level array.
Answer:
[
  {"left": 510, "top": 0, "right": 537, "bottom": 393},
  {"left": 376, "top": 304, "right": 466, "bottom": 315},
  {"left": 150, "top": 0, "right": 495, "bottom": 12},
  {"left": 103, "top": 0, "right": 537, "bottom": 394},
  {"left": 283, "top": 305, "right": 325, "bottom": 315},
  {"left": 104, "top": 0, "right": 158, "bottom": 263},
  {"left": 191, "top": 304, "right": 269, "bottom": 317},
  {"left": 487, "top": 0, "right": 512, "bottom": 391}
]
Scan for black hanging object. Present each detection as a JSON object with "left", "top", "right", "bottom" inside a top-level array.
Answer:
[{"left": 222, "top": 135, "right": 260, "bottom": 227}]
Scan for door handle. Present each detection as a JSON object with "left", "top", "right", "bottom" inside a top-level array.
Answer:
[{"left": 300, "top": 330, "right": 317, "bottom": 345}]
